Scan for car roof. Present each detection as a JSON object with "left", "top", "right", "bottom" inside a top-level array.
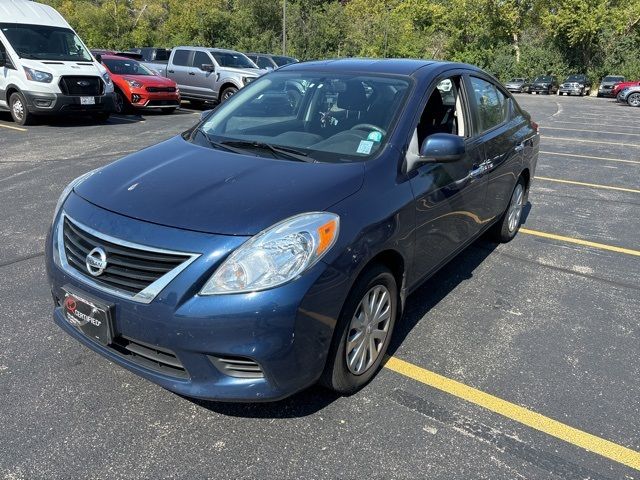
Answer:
[
  {"left": 278, "top": 58, "right": 477, "bottom": 76},
  {"left": 173, "top": 46, "right": 245, "bottom": 56},
  {"left": 101, "top": 54, "right": 138, "bottom": 61},
  {"left": 0, "top": 0, "right": 71, "bottom": 27}
]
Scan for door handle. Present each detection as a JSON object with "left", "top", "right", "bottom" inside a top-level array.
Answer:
[
  {"left": 189, "top": 72, "right": 195, "bottom": 76},
  {"left": 514, "top": 143, "right": 524, "bottom": 153},
  {"left": 168, "top": 70, "right": 174, "bottom": 73}
]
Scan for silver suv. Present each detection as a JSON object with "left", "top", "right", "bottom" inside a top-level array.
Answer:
[{"left": 145, "top": 47, "right": 264, "bottom": 105}]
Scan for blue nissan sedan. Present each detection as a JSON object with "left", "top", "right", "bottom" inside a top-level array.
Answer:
[{"left": 46, "top": 59, "right": 539, "bottom": 401}]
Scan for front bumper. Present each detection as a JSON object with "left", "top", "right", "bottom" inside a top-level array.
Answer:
[
  {"left": 23, "top": 91, "right": 115, "bottom": 115},
  {"left": 598, "top": 86, "right": 615, "bottom": 97},
  {"left": 558, "top": 87, "right": 583, "bottom": 95},
  {"left": 529, "top": 86, "right": 551, "bottom": 94},
  {"left": 46, "top": 193, "right": 347, "bottom": 402},
  {"left": 128, "top": 88, "right": 181, "bottom": 109},
  {"left": 506, "top": 85, "right": 527, "bottom": 92}
]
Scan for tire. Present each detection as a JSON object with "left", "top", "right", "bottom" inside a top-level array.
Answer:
[
  {"left": 220, "top": 86, "right": 238, "bottom": 102},
  {"left": 627, "top": 93, "right": 640, "bottom": 107},
  {"left": 490, "top": 177, "right": 526, "bottom": 243},
  {"left": 160, "top": 107, "right": 177, "bottom": 114},
  {"left": 9, "top": 91, "right": 34, "bottom": 126},
  {"left": 320, "top": 264, "right": 398, "bottom": 395},
  {"left": 113, "top": 90, "right": 128, "bottom": 114}
]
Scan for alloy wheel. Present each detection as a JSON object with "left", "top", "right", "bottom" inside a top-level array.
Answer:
[
  {"left": 345, "top": 285, "right": 392, "bottom": 375},
  {"left": 507, "top": 183, "right": 525, "bottom": 233},
  {"left": 628, "top": 93, "right": 640, "bottom": 107},
  {"left": 11, "top": 98, "right": 24, "bottom": 122}
]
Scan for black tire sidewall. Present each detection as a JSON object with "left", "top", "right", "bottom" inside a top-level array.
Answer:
[
  {"left": 9, "top": 92, "right": 31, "bottom": 126},
  {"left": 320, "top": 265, "right": 398, "bottom": 394},
  {"left": 221, "top": 87, "right": 238, "bottom": 102}
]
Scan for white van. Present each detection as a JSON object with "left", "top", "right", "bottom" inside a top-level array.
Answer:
[{"left": 0, "top": 0, "right": 115, "bottom": 125}]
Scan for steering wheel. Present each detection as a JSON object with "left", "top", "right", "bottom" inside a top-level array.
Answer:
[{"left": 350, "top": 124, "right": 387, "bottom": 136}]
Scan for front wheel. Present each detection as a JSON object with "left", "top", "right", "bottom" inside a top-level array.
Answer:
[
  {"left": 627, "top": 93, "right": 640, "bottom": 107},
  {"left": 9, "top": 92, "right": 35, "bottom": 126},
  {"left": 320, "top": 265, "right": 398, "bottom": 394},
  {"left": 490, "top": 177, "right": 526, "bottom": 243},
  {"left": 220, "top": 86, "right": 238, "bottom": 102}
]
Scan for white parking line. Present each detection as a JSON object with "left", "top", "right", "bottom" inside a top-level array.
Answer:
[
  {"left": 539, "top": 151, "right": 640, "bottom": 165},
  {"left": 541, "top": 126, "right": 640, "bottom": 137},
  {"left": 547, "top": 120, "right": 640, "bottom": 131},
  {"left": 543, "top": 136, "right": 640, "bottom": 148}
]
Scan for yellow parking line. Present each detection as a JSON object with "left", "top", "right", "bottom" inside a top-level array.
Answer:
[
  {"left": 544, "top": 136, "right": 640, "bottom": 148},
  {"left": 540, "top": 151, "right": 640, "bottom": 165},
  {"left": 535, "top": 176, "right": 640, "bottom": 193},
  {"left": 385, "top": 356, "right": 640, "bottom": 471},
  {"left": 541, "top": 126, "right": 640, "bottom": 137},
  {"left": 0, "top": 123, "right": 27, "bottom": 132},
  {"left": 520, "top": 228, "right": 640, "bottom": 257}
]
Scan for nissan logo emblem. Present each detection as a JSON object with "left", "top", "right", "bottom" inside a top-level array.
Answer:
[
  {"left": 86, "top": 247, "right": 107, "bottom": 276},
  {"left": 77, "top": 80, "right": 91, "bottom": 87}
]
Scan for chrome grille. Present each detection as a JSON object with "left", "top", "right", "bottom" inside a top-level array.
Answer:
[{"left": 60, "top": 216, "right": 196, "bottom": 301}]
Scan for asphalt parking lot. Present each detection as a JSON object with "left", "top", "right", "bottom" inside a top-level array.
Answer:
[{"left": 0, "top": 95, "right": 639, "bottom": 479}]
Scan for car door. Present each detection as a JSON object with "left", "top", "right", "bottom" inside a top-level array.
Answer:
[
  {"left": 168, "top": 49, "right": 195, "bottom": 96},
  {"left": 407, "top": 73, "right": 489, "bottom": 282},
  {"left": 190, "top": 50, "right": 218, "bottom": 100},
  {"left": 466, "top": 75, "right": 529, "bottom": 222}
]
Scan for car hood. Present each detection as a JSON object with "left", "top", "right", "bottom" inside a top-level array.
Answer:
[
  {"left": 74, "top": 136, "right": 365, "bottom": 236},
  {"left": 219, "top": 66, "right": 263, "bottom": 77},
  {"left": 20, "top": 59, "right": 105, "bottom": 77},
  {"left": 120, "top": 74, "right": 177, "bottom": 87}
]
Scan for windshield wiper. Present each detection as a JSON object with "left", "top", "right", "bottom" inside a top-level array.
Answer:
[
  {"left": 197, "top": 129, "right": 249, "bottom": 155},
  {"left": 17, "top": 52, "right": 41, "bottom": 60},
  {"left": 221, "top": 140, "right": 313, "bottom": 162}
]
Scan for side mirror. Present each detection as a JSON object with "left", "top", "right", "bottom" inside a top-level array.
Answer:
[
  {"left": 95, "top": 53, "right": 102, "bottom": 63},
  {"left": 419, "top": 133, "right": 465, "bottom": 163},
  {"left": 201, "top": 64, "right": 216, "bottom": 72}
]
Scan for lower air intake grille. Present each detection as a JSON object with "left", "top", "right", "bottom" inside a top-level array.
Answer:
[
  {"left": 111, "top": 336, "right": 188, "bottom": 378},
  {"left": 210, "top": 356, "right": 264, "bottom": 379},
  {"left": 59, "top": 76, "right": 103, "bottom": 96}
]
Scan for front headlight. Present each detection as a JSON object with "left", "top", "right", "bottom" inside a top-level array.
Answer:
[
  {"left": 243, "top": 76, "right": 256, "bottom": 85},
  {"left": 200, "top": 212, "right": 339, "bottom": 295},
  {"left": 102, "top": 72, "right": 112, "bottom": 86},
  {"left": 126, "top": 79, "right": 142, "bottom": 88},
  {"left": 52, "top": 169, "right": 100, "bottom": 224},
  {"left": 23, "top": 67, "right": 53, "bottom": 83}
]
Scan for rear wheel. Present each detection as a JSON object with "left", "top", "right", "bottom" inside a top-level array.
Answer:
[
  {"left": 490, "top": 177, "right": 526, "bottom": 243},
  {"left": 627, "top": 93, "right": 640, "bottom": 107},
  {"left": 9, "top": 92, "right": 34, "bottom": 126},
  {"left": 320, "top": 265, "right": 398, "bottom": 395}
]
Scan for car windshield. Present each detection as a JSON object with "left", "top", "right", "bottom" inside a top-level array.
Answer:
[
  {"left": 103, "top": 58, "right": 154, "bottom": 76},
  {"left": 196, "top": 72, "right": 411, "bottom": 163},
  {"left": 211, "top": 51, "right": 256, "bottom": 68},
  {"left": 603, "top": 76, "right": 624, "bottom": 82},
  {"left": 534, "top": 76, "right": 552, "bottom": 82},
  {"left": 0, "top": 23, "right": 92, "bottom": 61},
  {"left": 565, "top": 75, "right": 585, "bottom": 82}
]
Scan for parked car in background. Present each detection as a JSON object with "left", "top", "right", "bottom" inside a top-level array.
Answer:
[
  {"left": 597, "top": 75, "right": 625, "bottom": 97},
  {"left": 612, "top": 80, "right": 640, "bottom": 98},
  {"left": 128, "top": 47, "right": 171, "bottom": 65},
  {"left": 145, "top": 47, "right": 262, "bottom": 106},
  {"left": 529, "top": 75, "right": 559, "bottom": 94},
  {"left": 616, "top": 85, "right": 640, "bottom": 106},
  {"left": 504, "top": 78, "right": 530, "bottom": 93},
  {"left": 99, "top": 54, "right": 180, "bottom": 114},
  {"left": 47, "top": 58, "right": 539, "bottom": 402},
  {"left": 558, "top": 74, "right": 592, "bottom": 96},
  {"left": 245, "top": 52, "right": 298, "bottom": 70},
  {"left": 0, "top": 0, "right": 115, "bottom": 125},
  {"left": 91, "top": 49, "right": 143, "bottom": 61}
]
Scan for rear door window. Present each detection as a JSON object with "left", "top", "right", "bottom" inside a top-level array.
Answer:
[
  {"left": 172, "top": 49, "right": 190, "bottom": 66},
  {"left": 256, "top": 56, "right": 273, "bottom": 69},
  {"left": 469, "top": 76, "right": 508, "bottom": 133}
]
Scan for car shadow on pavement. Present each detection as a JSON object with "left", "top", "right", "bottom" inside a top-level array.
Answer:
[{"left": 188, "top": 203, "right": 532, "bottom": 418}]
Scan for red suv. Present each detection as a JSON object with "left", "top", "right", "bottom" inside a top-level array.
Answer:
[
  {"left": 612, "top": 81, "right": 640, "bottom": 98},
  {"left": 100, "top": 55, "right": 180, "bottom": 114}
]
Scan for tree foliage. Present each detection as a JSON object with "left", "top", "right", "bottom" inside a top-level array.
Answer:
[{"left": 40, "top": 0, "right": 640, "bottom": 81}]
